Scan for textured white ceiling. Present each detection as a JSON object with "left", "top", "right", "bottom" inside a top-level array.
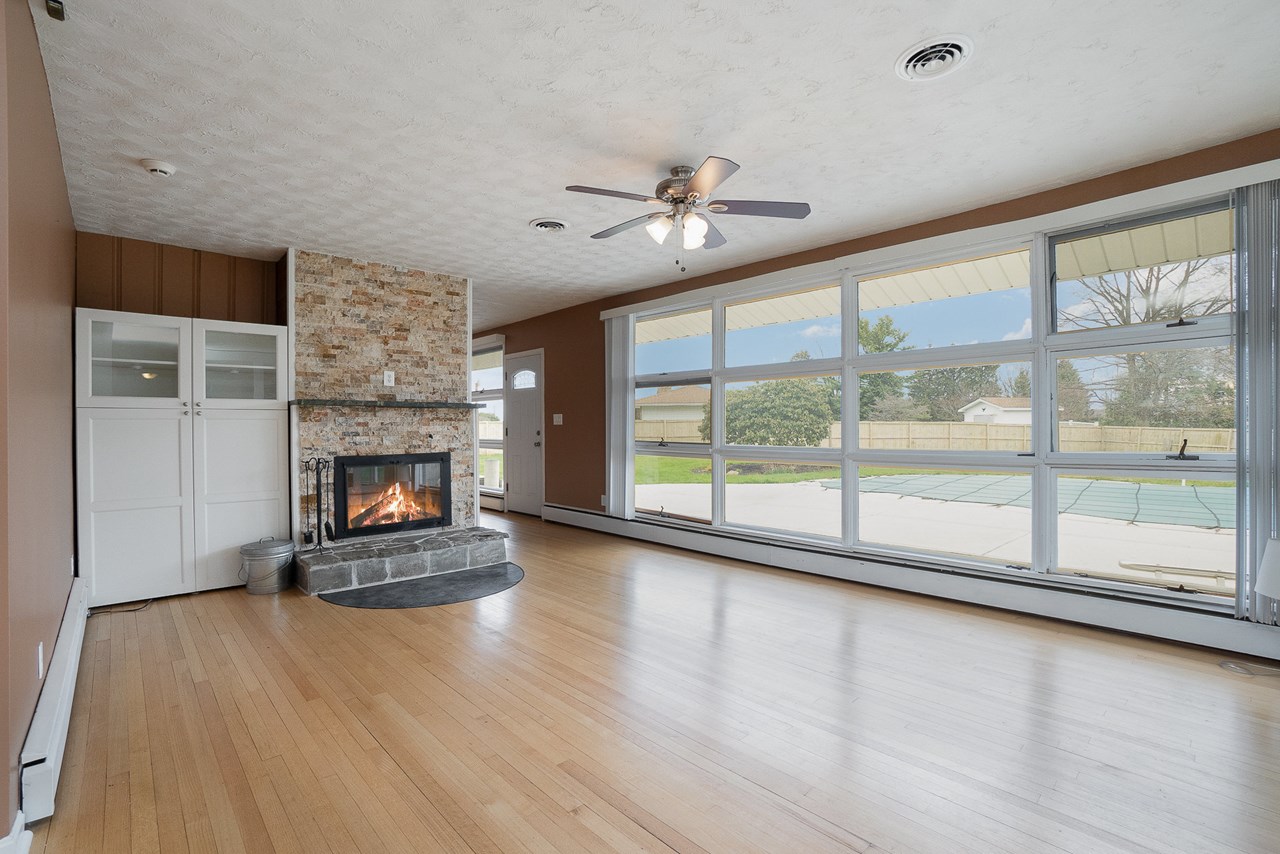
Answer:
[{"left": 30, "top": 0, "right": 1280, "bottom": 330}]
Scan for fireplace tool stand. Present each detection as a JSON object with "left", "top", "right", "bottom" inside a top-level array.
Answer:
[{"left": 301, "top": 457, "right": 334, "bottom": 553}]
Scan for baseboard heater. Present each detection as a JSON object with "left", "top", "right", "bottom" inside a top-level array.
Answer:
[{"left": 20, "top": 577, "right": 88, "bottom": 822}]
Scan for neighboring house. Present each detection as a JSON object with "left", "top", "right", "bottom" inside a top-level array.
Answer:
[
  {"left": 635, "top": 385, "right": 710, "bottom": 421},
  {"left": 959, "top": 396, "right": 1033, "bottom": 424}
]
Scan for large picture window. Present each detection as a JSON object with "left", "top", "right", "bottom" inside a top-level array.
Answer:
[{"left": 612, "top": 193, "right": 1265, "bottom": 613}]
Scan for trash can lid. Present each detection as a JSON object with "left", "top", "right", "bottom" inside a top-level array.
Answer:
[{"left": 240, "top": 537, "right": 296, "bottom": 558}]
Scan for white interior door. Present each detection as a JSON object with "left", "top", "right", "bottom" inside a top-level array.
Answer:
[
  {"left": 77, "top": 408, "right": 196, "bottom": 606},
  {"left": 194, "top": 409, "right": 290, "bottom": 590},
  {"left": 504, "top": 351, "right": 544, "bottom": 516}
]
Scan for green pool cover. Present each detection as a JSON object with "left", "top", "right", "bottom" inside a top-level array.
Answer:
[{"left": 821, "top": 474, "right": 1234, "bottom": 529}]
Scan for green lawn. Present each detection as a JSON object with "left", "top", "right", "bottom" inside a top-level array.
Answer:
[{"left": 635, "top": 456, "right": 839, "bottom": 485}]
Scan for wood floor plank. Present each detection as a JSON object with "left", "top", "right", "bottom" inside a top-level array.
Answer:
[{"left": 29, "top": 511, "right": 1280, "bottom": 854}]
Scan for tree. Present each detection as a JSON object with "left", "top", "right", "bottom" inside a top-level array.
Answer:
[
  {"left": 1001, "top": 368, "right": 1032, "bottom": 399},
  {"left": 711, "top": 377, "right": 836, "bottom": 445},
  {"left": 1055, "top": 361, "right": 1093, "bottom": 422},
  {"left": 857, "top": 315, "right": 911, "bottom": 415},
  {"left": 1099, "top": 348, "right": 1234, "bottom": 429},
  {"left": 1057, "top": 257, "right": 1232, "bottom": 329},
  {"left": 698, "top": 350, "right": 841, "bottom": 445},
  {"left": 905, "top": 364, "right": 1001, "bottom": 422}
]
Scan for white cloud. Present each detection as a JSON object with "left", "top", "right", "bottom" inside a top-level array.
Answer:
[
  {"left": 801, "top": 323, "right": 840, "bottom": 338},
  {"left": 1002, "top": 317, "right": 1033, "bottom": 341}
]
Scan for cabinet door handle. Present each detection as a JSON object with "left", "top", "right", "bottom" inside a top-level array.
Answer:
[
  {"left": 181, "top": 401, "right": 188, "bottom": 406},
  {"left": 195, "top": 402, "right": 202, "bottom": 407},
  {"left": 182, "top": 410, "right": 190, "bottom": 416},
  {"left": 195, "top": 411, "right": 203, "bottom": 416}
]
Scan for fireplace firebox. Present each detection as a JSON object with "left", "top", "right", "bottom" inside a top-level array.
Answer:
[{"left": 333, "top": 453, "right": 451, "bottom": 539}]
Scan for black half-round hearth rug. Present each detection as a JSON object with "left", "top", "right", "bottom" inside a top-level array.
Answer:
[{"left": 319, "top": 562, "right": 524, "bottom": 609}]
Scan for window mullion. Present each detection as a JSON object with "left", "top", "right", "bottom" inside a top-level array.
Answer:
[{"left": 711, "top": 297, "right": 726, "bottom": 527}]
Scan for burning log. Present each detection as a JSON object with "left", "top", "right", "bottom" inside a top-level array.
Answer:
[{"left": 350, "top": 482, "right": 406, "bottom": 528}]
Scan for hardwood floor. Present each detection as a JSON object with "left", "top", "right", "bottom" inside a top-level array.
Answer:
[{"left": 31, "top": 511, "right": 1280, "bottom": 853}]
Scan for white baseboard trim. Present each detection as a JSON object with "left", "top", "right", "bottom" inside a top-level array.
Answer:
[
  {"left": 543, "top": 506, "right": 1280, "bottom": 660},
  {"left": 21, "top": 577, "right": 89, "bottom": 822},
  {"left": 0, "top": 812, "right": 32, "bottom": 854}
]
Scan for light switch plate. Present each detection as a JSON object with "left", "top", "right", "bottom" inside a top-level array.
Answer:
[{"left": 552, "top": 413, "right": 564, "bottom": 425}]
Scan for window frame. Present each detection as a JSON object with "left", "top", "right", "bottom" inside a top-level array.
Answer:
[
  {"left": 471, "top": 343, "right": 505, "bottom": 497},
  {"left": 613, "top": 198, "right": 1247, "bottom": 609}
]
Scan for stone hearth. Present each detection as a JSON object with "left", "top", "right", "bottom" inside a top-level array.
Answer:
[{"left": 295, "top": 527, "right": 508, "bottom": 595}]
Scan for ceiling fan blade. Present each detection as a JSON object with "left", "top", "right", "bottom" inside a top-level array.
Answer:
[
  {"left": 566, "top": 185, "right": 665, "bottom": 204},
  {"left": 590, "top": 212, "right": 665, "bottom": 239},
  {"left": 683, "top": 156, "right": 740, "bottom": 201},
  {"left": 701, "top": 216, "right": 727, "bottom": 249},
  {"left": 708, "top": 199, "right": 811, "bottom": 219}
]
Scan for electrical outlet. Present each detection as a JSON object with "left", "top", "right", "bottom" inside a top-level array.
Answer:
[
  {"left": 383, "top": 370, "right": 395, "bottom": 387},
  {"left": 37, "top": 642, "right": 44, "bottom": 680}
]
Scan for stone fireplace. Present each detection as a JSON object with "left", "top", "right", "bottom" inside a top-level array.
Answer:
[{"left": 290, "top": 250, "right": 503, "bottom": 594}]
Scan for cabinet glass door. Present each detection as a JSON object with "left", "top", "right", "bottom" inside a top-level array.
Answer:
[
  {"left": 195, "top": 320, "right": 286, "bottom": 407},
  {"left": 77, "top": 310, "right": 191, "bottom": 407}
]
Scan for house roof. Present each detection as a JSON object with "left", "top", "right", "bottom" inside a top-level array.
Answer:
[
  {"left": 636, "top": 386, "right": 711, "bottom": 406},
  {"left": 959, "top": 397, "right": 1032, "bottom": 412}
]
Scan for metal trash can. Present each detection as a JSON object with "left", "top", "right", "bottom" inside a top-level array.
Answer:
[{"left": 240, "top": 537, "right": 295, "bottom": 594}]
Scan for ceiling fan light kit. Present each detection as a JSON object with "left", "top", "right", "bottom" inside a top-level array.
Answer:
[{"left": 566, "top": 156, "right": 811, "bottom": 250}]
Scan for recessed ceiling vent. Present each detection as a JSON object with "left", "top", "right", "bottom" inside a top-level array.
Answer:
[
  {"left": 896, "top": 35, "right": 973, "bottom": 81},
  {"left": 528, "top": 218, "right": 568, "bottom": 234}
]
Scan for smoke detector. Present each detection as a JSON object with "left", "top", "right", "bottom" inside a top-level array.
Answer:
[
  {"left": 528, "top": 218, "right": 568, "bottom": 234},
  {"left": 139, "top": 159, "right": 177, "bottom": 177},
  {"left": 896, "top": 35, "right": 973, "bottom": 81}
]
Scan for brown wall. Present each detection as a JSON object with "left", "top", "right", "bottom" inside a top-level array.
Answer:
[
  {"left": 4, "top": 0, "right": 77, "bottom": 830},
  {"left": 482, "top": 127, "right": 1280, "bottom": 514},
  {"left": 75, "top": 232, "right": 284, "bottom": 325}
]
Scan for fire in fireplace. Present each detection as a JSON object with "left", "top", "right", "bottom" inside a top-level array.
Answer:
[{"left": 333, "top": 452, "right": 451, "bottom": 539}]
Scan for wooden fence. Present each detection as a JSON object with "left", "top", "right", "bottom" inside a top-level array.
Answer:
[{"left": 633, "top": 418, "right": 1235, "bottom": 453}]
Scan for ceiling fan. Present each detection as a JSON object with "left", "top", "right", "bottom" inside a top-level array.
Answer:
[{"left": 566, "top": 156, "right": 811, "bottom": 250}]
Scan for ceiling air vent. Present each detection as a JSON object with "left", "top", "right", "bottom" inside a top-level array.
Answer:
[
  {"left": 896, "top": 35, "right": 973, "bottom": 82},
  {"left": 529, "top": 218, "right": 568, "bottom": 234}
]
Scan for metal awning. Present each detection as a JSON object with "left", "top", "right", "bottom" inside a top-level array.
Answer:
[
  {"left": 472, "top": 349, "right": 502, "bottom": 370},
  {"left": 859, "top": 249, "right": 1029, "bottom": 310},
  {"left": 1055, "top": 208, "right": 1234, "bottom": 280}
]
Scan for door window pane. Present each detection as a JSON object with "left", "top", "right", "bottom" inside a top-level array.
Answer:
[
  {"left": 858, "top": 362, "right": 1032, "bottom": 451},
  {"left": 858, "top": 467, "right": 1032, "bottom": 566},
  {"left": 636, "top": 308, "right": 711, "bottom": 375},
  {"left": 858, "top": 249, "right": 1031, "bottom": 352},
  {"left": 634, "top": 454, "right": 711, "bottom": 522},
  {"left": 476, "top": 400, "right": 504, "bottom": 443},
  {"left": 635, "top": 384, "right": 709, "bottom": 444},
  {"left": 204, "top": 330, "right": 278, "bottom": 400},
  {"left": 1055, "top": 346, "right": 1234, "bottom": 453},
  {"left": 725, "top": 285, "right": 841, "bottom": 367},
  {"left": 90, "top": 320, "right": 181, "bottom": 398},
  {"left": 511, "top": 370, "right": 536, "bottom": 390},
  {"left": 724, "top": 375, "right": 840, "bottom": 447},
  {"left": 1055, "top": 474, "right": 1235, "bottom": 596},
  {"left": 1053, "top": 207, "right": 1234, "bottom": 331},
  {"left": 724, "top": 461, "right": 841, "bottom": 539}
]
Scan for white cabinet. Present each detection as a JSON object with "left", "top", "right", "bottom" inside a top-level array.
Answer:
[
  {"left": 75, "top": 309, "right": 290, "bottom": 606},
  {"left": 76, "top": 310, "right": 287, "bottom": 409}
]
